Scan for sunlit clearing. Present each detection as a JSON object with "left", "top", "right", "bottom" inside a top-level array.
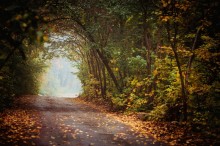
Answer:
[{"left": 39, "top": 57, "right": 82, "bottom": 98}]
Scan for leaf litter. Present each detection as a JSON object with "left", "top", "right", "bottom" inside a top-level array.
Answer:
[
  {"left": 71, "top": 98, "right": 220, "bottom": 146},
  {"left": 0, "top": 108, "right": 42, "bottom": 145}
]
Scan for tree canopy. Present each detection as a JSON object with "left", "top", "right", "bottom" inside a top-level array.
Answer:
[{"left": 0, "top": 1, "right": 219, "bottom": 144}]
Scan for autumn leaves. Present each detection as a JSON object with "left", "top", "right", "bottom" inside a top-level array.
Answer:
[{"left": 0, "top": 109, "right": 41, "bottom": 145}]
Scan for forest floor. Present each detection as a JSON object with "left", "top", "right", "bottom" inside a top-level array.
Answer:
[
  {"left": 0, "top": 95, "right": 219, "bottom": 146},
  {"left": 73, "top": 97, "right": 220, "bottom": 146},
  {"left": 0, "top": 95, "right": 166, "bottom": 146}
]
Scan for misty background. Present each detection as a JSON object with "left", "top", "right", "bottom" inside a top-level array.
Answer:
[{"left": 39, "top": 57, "right": 82, "bottom": 97}]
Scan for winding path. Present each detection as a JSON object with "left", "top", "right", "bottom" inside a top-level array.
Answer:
[{"left": 2, "top": 96, "right": 166, "bottom": 146}]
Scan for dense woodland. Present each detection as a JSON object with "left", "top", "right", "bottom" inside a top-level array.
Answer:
[{"left": 0, "top": 0, "right": 219, "bottom": 141}]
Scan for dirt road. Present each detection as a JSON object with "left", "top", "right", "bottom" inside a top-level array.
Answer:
[{"left": 1, "top": 96, "right": 166, "bottom": 146}]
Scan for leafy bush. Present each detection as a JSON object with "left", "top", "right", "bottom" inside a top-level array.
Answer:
[{"left": 148, "top": 104, "right": 168, "bottom": 121}]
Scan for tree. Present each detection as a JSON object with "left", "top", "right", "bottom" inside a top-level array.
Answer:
[{"left": 0, "top": 0, "right": 47, "bottom": 109}]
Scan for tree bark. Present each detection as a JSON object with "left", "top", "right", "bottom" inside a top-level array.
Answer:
[
  {"left": 185, "top": 28, "right": 201, "bottom": 87},
  {"left": 139, "top": 0, "right": 153, "bottom": 94},
  {"left": 74, "top": 20, "right": 121, "bottom": 92},
  {"left": 166, "top": 22, "right": 187, "bottom": 121}
]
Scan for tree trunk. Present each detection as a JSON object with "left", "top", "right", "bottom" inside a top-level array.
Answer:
[
  {"left": 95, "top": 48, "right": 121, "bottom": 92},
  {"left": 74, "top": 19, "right": 121, "bottom": 92},
  {"left": 185, "top": 28, "right": 201, "bottom": 88},
  {"left": 140, "top": 2, "right": 153, "bottom": 94},
  {"left": 102, "top": 65, "right": 107, "bottom": 98},
  {"left": 173, "top": 50, "right": 187, "bottom": 121},
  {"left": 166, "top": 22, "right": 187, "bottom": 121}
]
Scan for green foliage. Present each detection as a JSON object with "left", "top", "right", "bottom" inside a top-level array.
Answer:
[
  {"left": 127, "top": 55, "right": 147, "bottom": 75},
  {"left": 0, "top": 55, "right": 45, "bottom": 109},
  {"left": 154, "top": 56, "right": 180, "bottom": 100},
  {"left": 83, "top": 75, "right": 100, "bottom": 97},
  {"left": 13, "top": 58, "right": 44, "bottom": 95},
  {"left": 1, "top": 0, "right": 219, "bottom": 130},
  {"left": 148, "top": 104, "right": 168, "bottom": 121},
  {"left": 0, "top": 0, "right": 47, "bottom": 109},
  {"left": 71, "top": 0, "right": 220, "bottom": 127},
  {"left": 0, "top": 69, "right": 14, "bottom": 109},
  {"left": 111, "top": 94, "right": 126, "bottom": 110}
]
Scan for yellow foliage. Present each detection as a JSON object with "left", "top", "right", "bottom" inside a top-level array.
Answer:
[
  {"left": 188, "top": 84, "right": 211, "bottom": 95},
  {"left": 195, "top": 48, "right": 212, "bottom": 61},
  {"left": 43, "top": 35, "right": 49, "bottom": 42},
  {"left": 131, "top": 78, "right": 138, "bottom": 86},
  {"left": 136, "top": 82, "right": 143, "bottom": 87},
  {"left": 177, "top": 47, "right": 193, "bottom": 57},
  {"left": 153, "top": 69, "right": 158, "bottom": 76},
  {"left": 15, "top": 14, "right": 22, "bottom": 20},
  {"left": 161, "top": 0, "right": 171, "bottom": 7},
  {"left": 161, "top": 16, "right": 171, "bottom": 22},
  {"left": 125, "top": 15, "right": 134, "bottom": 24},
  {"left": 21, "top": 22, "right": 27, "bottom": 28},
  {"left": 159, "top": 46, "right": 174, "bottom": 55},
  {"left": 133, "top": 88, "right": 136, "bottom": 93}
]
